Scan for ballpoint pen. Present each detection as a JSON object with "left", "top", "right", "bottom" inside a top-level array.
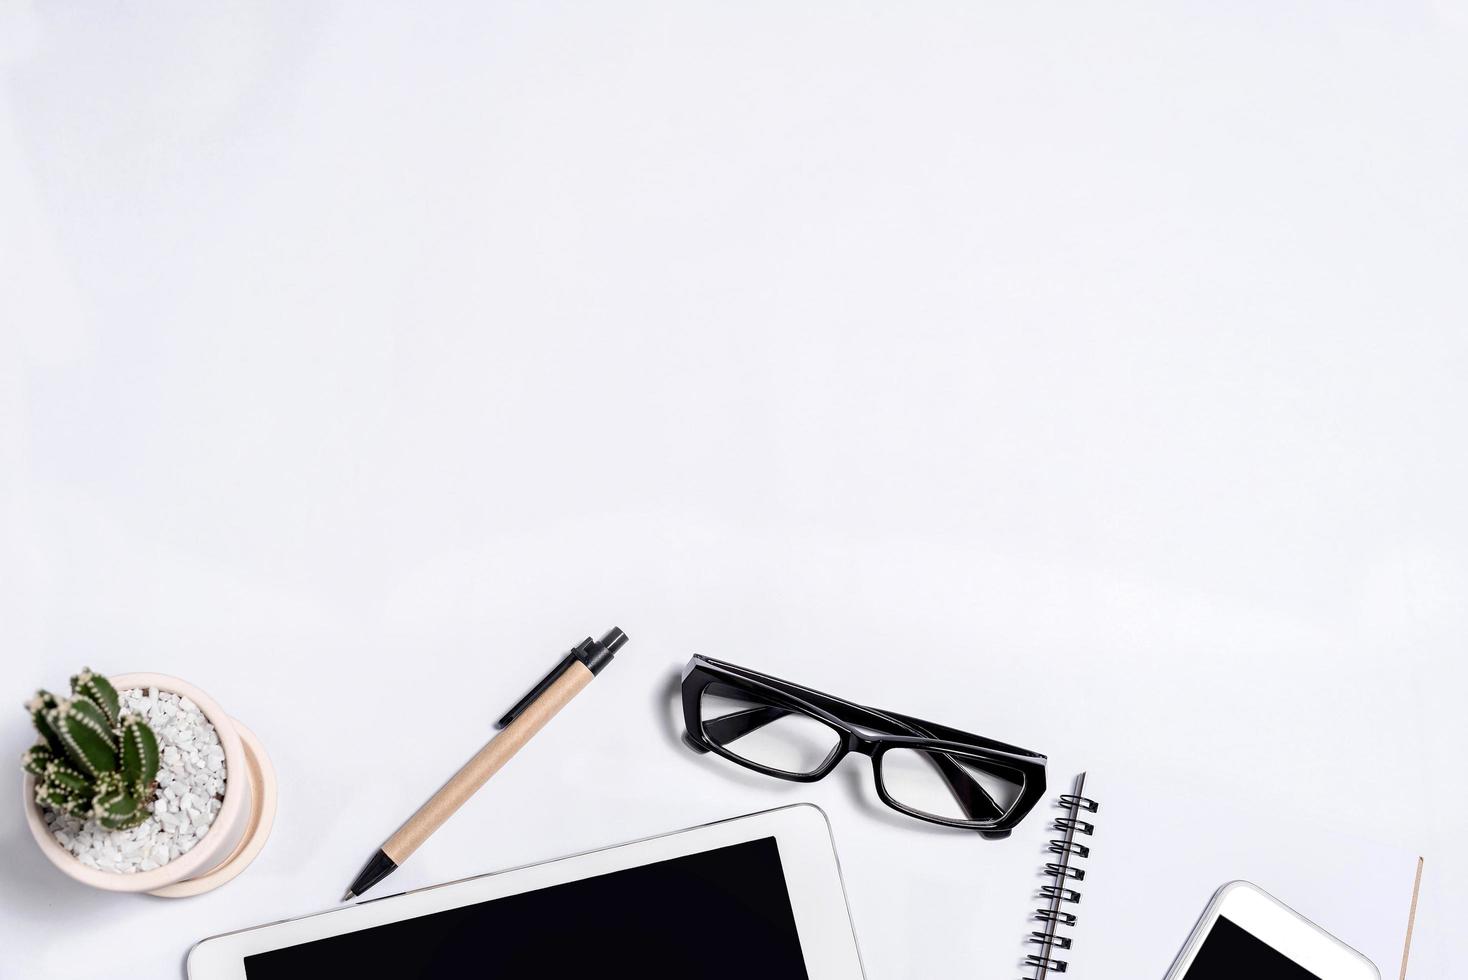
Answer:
[{"left": 342, "top": 627, "right": 628, "bottom": 901}]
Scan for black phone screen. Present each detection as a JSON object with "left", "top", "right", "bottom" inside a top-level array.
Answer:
[{"left": 1182, "top": 915, "right": 1324, "bottom": 980}]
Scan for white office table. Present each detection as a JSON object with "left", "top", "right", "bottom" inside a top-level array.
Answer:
[{"left": 1, "top": 4, "right": 1463, "bottom": 977}]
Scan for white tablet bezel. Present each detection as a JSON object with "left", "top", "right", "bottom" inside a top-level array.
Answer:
[
  {"left": 1165, "top": 880, "right": 1380, "bottom": 980},
  {"left": 189, "top": 804, "right": 865, "bottom": 979}
]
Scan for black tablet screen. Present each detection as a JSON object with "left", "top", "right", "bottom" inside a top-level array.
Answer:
[
  {"left": 1182, "top": 915, "right": 1323, "bottom": 980},
  {"left": 244, "top": 836, "right": 810, "bottom": 979}
]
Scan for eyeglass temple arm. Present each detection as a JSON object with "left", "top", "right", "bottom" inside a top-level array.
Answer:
[
  {"left": 881, "top": 708, "right": 1045, "bottom": 761},
  {"left": 700, "top": 697, "right": 1004, "bottom": 822},
  {"left": 711, "top": 662, "right": 1041, "bottom": 761}
]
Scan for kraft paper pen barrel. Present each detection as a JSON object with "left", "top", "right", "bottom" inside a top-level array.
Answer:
[{"left": 342, "top": 627, "right": 628, "bottom": 901}]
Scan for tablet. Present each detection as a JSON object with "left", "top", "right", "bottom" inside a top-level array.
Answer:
[
  {"left": 189, "top": 804, "right": 865, "bottom": 979},
  {"left": 1164, "top": 881, "right": 1380, "bottom": 980}
]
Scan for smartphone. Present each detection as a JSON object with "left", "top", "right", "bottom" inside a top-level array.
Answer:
[{"left": 1164, "top": 881, "right": 1380, "bottom": 980}]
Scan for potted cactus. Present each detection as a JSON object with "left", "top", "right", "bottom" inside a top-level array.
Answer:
[
  {"left": 24, "top": 670, "right": 161, "bottom": 831},
  {"left": 20, "top": 669, "right": 276, "bottom": 896}
]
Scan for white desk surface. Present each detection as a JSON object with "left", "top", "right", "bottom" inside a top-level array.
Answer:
[{"left": 1, "top": 4, "right": 1463, "bottom": 977}]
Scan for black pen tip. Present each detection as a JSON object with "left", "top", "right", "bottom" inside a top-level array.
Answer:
[{"left": 345, "top": 848, "right": 399, "bottom": 902}]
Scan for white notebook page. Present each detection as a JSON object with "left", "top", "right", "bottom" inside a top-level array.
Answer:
[{"left": 1042, "top": 771, "right": 1422, "bottom": 979}]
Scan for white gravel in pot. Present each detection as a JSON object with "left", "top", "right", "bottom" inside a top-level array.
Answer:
[{"left": 42, "top": 688, "right": 227, "bottom": 874}]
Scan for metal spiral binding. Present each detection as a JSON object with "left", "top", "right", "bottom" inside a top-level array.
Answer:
[{"left": 1023, "top": 774, "right": 1099, "bottom": 979}]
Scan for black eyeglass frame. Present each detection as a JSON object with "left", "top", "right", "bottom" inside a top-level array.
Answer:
[{"left": 681, "top": 655, "right": 1047, "bottom": 839}]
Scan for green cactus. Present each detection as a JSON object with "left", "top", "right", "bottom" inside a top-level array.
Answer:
[
  {"left": 21, "top": 668, "right": 160, "bottom": 830},
  {"left": 39, "top": 759, "right": 91, "bottom": 810},
  {"left": 52, "top": 698, "right": 118, "bottom": 778},
  {"left": 27, "top": 692, "right": 64, "bottom": 756},
  {"left": 70, "top": 668, "right": 120, "bottom": 727},
  {"left": 119, "top": 714, "right": 159, "bottom": 790},
  {"left": 21, "top": 743, "right": 54, "bottom": 777},
  {"left": 91, "top": 771, "right": 146, "bottom": 831}
]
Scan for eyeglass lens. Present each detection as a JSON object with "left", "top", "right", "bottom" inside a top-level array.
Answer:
[
  {"left": 879, "top": 748, "right": 1025, "bottom": 823},
  {"left": 699, "top": 683, "right": 842, "bottom": 776}
]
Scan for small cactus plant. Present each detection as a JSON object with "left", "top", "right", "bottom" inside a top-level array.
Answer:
[{"left": 21, "top": 669, "right": 160, "bottom": 830}]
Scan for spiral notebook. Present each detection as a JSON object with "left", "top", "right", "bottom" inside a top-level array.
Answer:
[
  {"left": 827, "top": 765, "right": 1423, "bottom": 978},
  {"left": 1016, "top": 772, "right": 1424, "bottom": 980}
]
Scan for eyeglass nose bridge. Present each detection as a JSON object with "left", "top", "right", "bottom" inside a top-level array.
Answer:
[{"left": 845, "top": 730, "right": 881, "bottom": 757}]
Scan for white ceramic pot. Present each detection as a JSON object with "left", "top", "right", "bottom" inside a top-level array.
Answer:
[{"left": 21, "top": 672, "right": 276, "bottom": 897}]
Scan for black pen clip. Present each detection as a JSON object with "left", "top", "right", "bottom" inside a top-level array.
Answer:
[
  {"left": 495, "top": 629, "right": 627, "bottom": 728},
  {"left": 496, "top": 652, "right": 579, "bottom": 728}
]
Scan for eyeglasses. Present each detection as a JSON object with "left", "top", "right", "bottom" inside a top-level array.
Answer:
[{"left": 680, "top": 655, "right": 1047, "bottom": 838}]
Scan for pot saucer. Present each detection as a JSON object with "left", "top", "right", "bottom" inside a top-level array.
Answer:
[{"left": 149, "top": 719, "right": 277, "bottom": 898}]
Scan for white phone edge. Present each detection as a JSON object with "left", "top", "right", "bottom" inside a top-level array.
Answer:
[{"left": 1163, "top": 880, "right": 1380, "bottom": 980}]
